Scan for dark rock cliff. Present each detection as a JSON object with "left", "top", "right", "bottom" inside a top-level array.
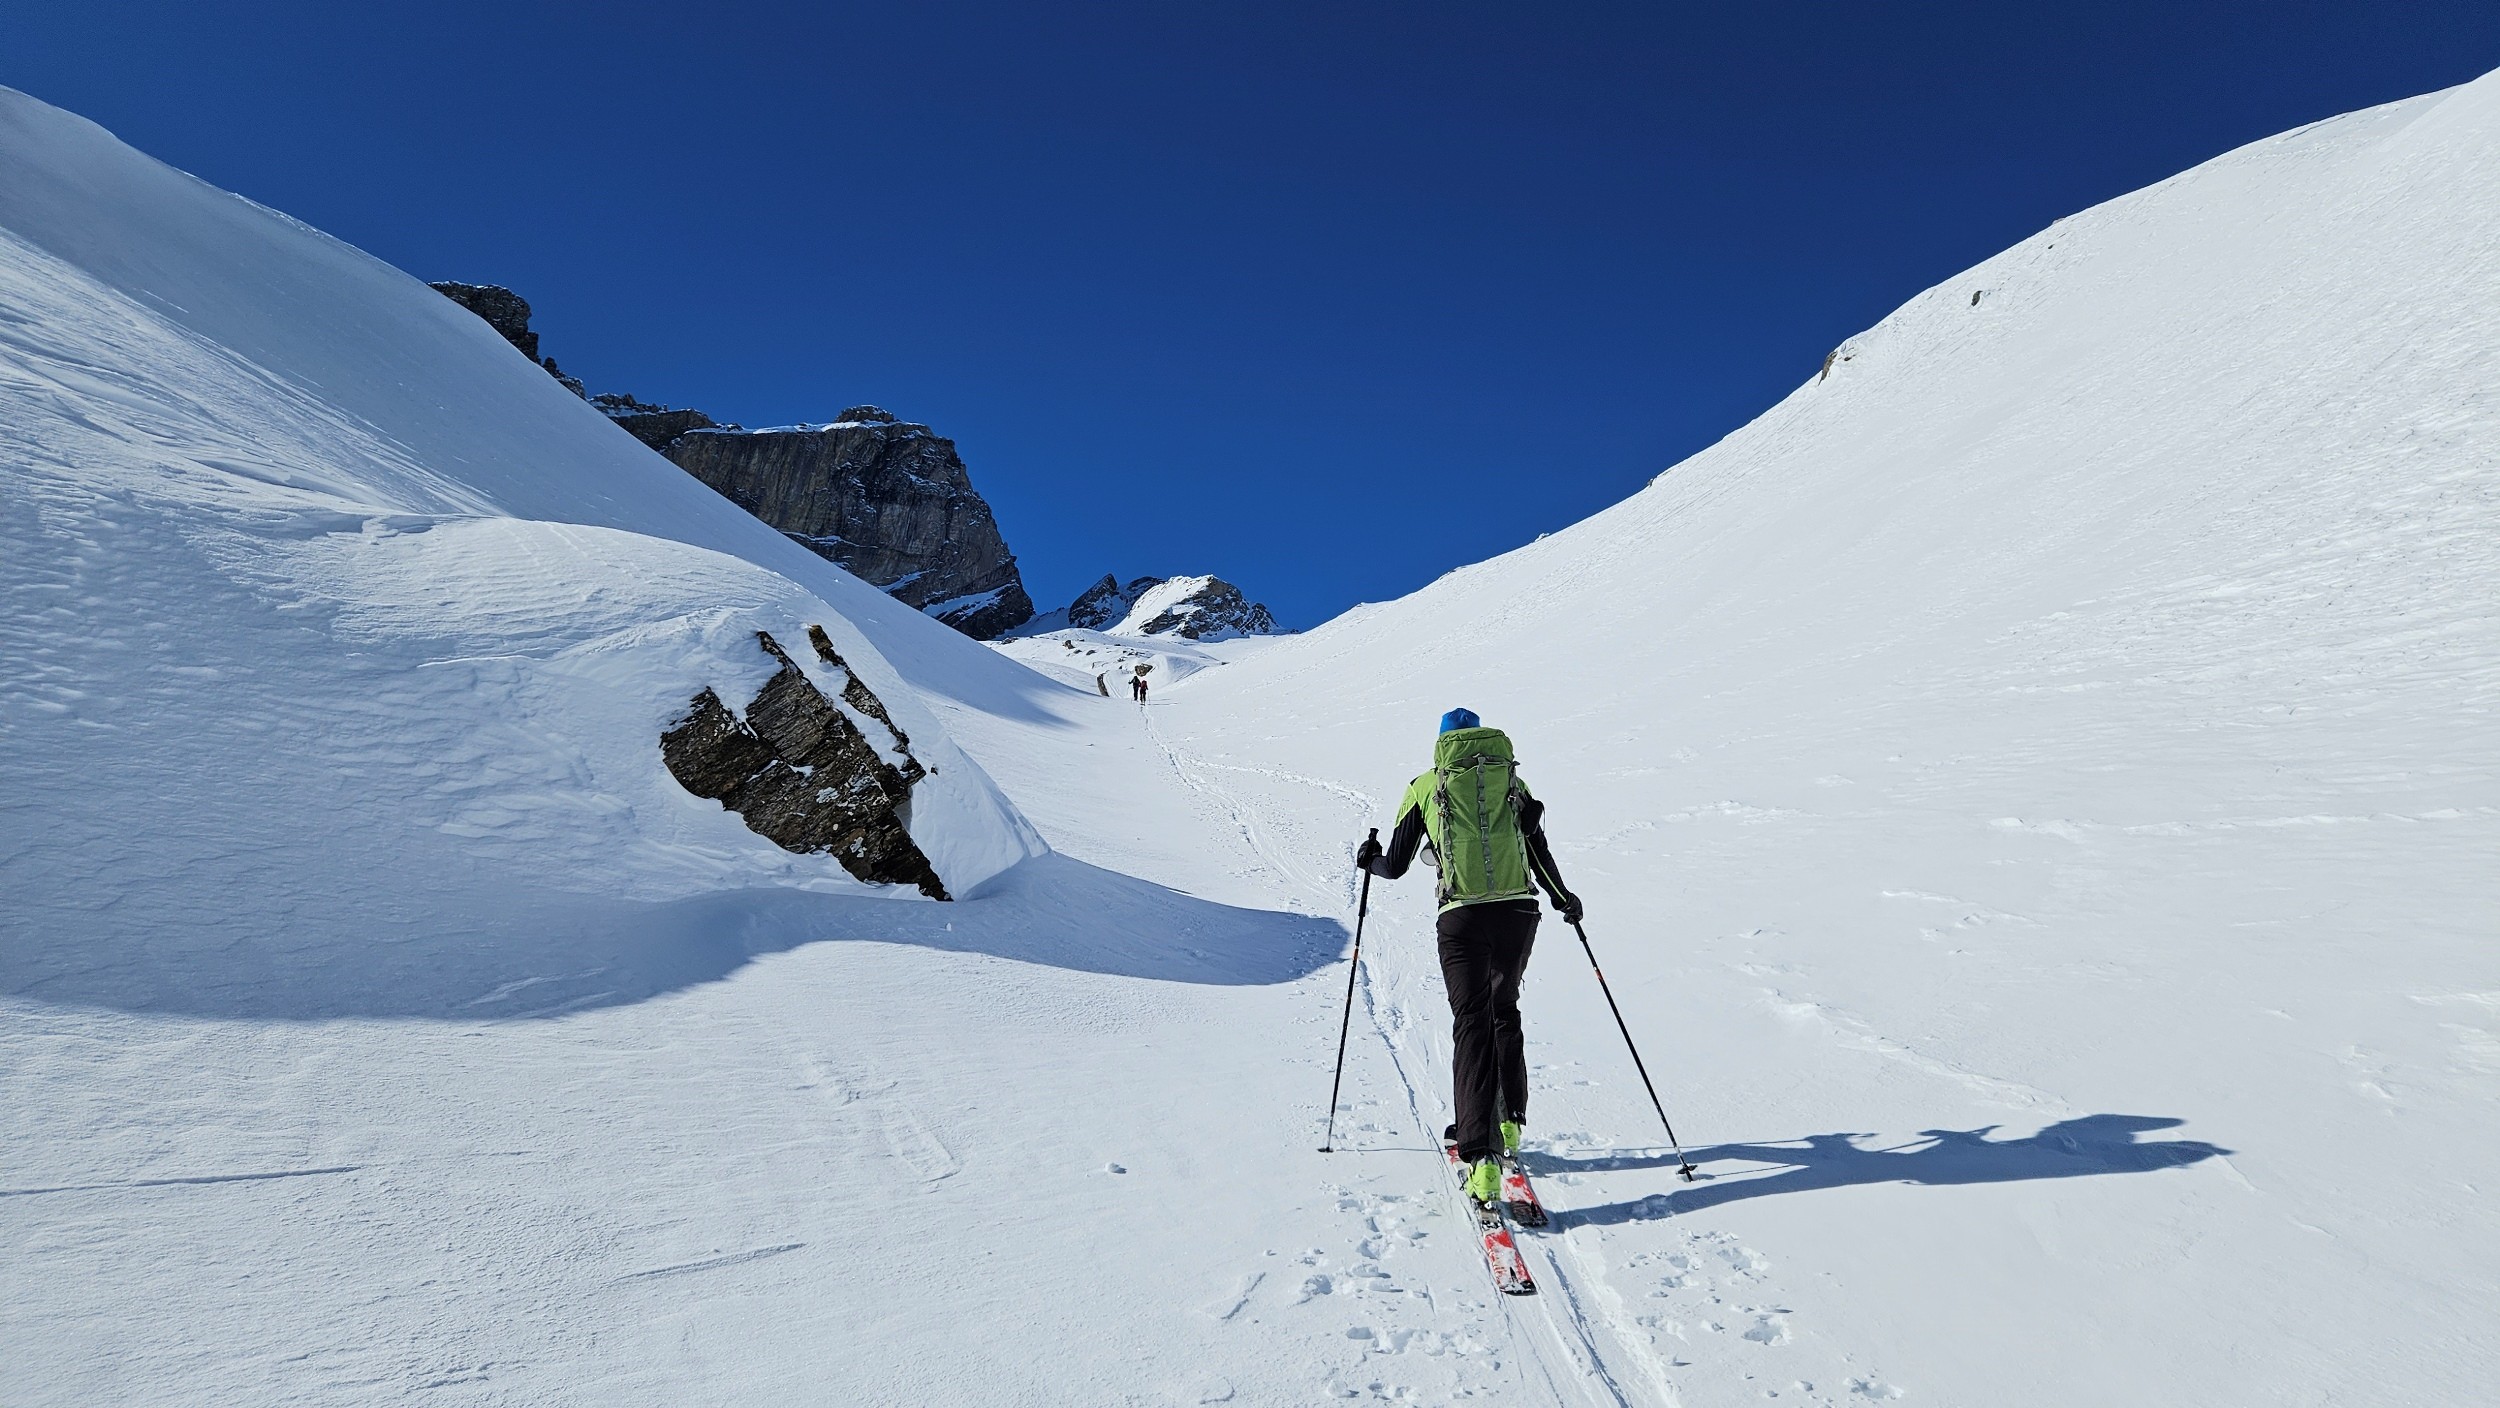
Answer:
[
  {"left": 431, "top": 282, "right": 539, "bottom": 359},
  {"left": 429, "top": 283, "right": 1034, "bottom": 639},
  {"left": 592, "top": 392, "right": 718, "bottom": 450},
  {"left": 660, "top": 409, "right": 1034, "bottom": 639}
]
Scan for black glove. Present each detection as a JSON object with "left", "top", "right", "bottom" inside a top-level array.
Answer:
[
  {"left": 1354, "top": 835, "right": 1383, "bottom": 871},
  {"left": 1554, "top": 891, "right": 1584, "bottom": 925}
]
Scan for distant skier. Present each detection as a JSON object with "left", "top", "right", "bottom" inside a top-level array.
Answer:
[
  {"left": 1355, "top": 708, "right": 1582, "bottom": 1208},
  {"left": 1132, "top": 673, "right": 1149, "bottom": 704}
]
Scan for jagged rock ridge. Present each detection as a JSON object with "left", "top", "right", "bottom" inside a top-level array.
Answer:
[
  {"left": 659, "top": 627, "right": 948, "bottom": 899},
  {"left": 428, "top": 284, "right": 1033, "bottom": 639},
  {"left": 1066, "top": 573, "right": 1164, "bottom": 630},
  {"left": 593, "top": 391, "right": 717, "bottom": 449}
]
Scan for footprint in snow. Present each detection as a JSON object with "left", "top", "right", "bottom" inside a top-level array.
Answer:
[{"left": 1202, "top": 1272, "right": 1263, "bottom": 1322}]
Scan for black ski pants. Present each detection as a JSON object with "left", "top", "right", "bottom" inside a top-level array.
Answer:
[{"left": 1438, "top": 899, "right": 1539, "bottom": 1162}]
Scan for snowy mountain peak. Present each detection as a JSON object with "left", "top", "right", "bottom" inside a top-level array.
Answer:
[
  {"left": 1047, "top": 572, "right": 1279, "bottom": 639},
  {"left": 1108, "top": 575, "right": 1277, "bottom": 640}
]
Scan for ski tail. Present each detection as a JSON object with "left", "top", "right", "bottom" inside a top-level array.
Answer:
[{"left": 1499, "top": 1158, "right": 1549, "bottom": 1229}]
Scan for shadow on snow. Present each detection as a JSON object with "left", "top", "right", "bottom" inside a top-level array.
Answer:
[
  {"left": 0, "top": 851, "right": 1342, "bottom": 1022},
  {"left": 1543, "top": 1115, "right": 2231, "bottom": 1225}
]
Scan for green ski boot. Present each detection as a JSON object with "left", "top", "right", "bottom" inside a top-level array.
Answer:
[
  {"left": 1500, "top": 1119, "right": 1523, "bottom": 1159},
  {"left": 1464, "top": 1156, "right": 1503, "bottom": 1205}
]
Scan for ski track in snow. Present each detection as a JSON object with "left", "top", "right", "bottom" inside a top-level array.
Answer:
[
  {"left": 1134, "top": 692, "right": 1964, "bottom": 1406},
  {"left": 1147, "top": 705, "right": 1718, "bottom": 1406}
]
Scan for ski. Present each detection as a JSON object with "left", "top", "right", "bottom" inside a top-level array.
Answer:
[
  {"left": 1499, "top": 1157, "right": 1549, "bottom": 1229},
  {"left": 1446, "top": 1144, "right": 1536, "bottom": 1295}
]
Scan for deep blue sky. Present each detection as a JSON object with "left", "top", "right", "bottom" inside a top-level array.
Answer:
[{"left": 7, "top": 4, "right": 2496, "bottom": 627}]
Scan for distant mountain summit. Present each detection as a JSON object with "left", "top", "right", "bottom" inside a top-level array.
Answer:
[
  {"left": 427, "top": 283, "right": 1034, "bottom": 639},
  {"left": 1057, "top": 573, "right": 1277, "bottom": 640},
  {"left": 1064, "top": 574, "right": 1160, "bottom": 630}
]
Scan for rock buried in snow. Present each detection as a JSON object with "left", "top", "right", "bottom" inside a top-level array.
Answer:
[{"left": 660, "top": 629, "right": 949, "bottom": 899}]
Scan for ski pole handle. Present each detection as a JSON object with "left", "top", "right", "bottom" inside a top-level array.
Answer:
[{"left": 1357, "top": 828, "right": 1378, "bottom": 915}]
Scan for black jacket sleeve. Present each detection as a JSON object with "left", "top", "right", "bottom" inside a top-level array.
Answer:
[
  {"left": 1519, "top": 795, "right": 1574, "bottom": 906},
  {"left": 1364, "top": 797, "right": 1430, "bottom": 879}
]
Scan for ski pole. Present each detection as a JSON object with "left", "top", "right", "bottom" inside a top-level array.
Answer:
[
  {"left": 1317, "top": 829, "right": 1378, "bottom": 1153},
  {"left": 1570, "top": 919, "right": 1699, "bottom": 1181}
]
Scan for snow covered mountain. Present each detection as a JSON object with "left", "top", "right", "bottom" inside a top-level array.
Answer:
[
  {"left": 1105, "top": 575, "right": 1278, "bottom": 639},
  {"left": 4, "top": 62, "right": 2496, "bottom": 1408},
  {"left": 1024, "top": 571, "right": 1280, "bottom": 639},
  {"left": 1141, "top": 66, "right": 2500, "bottom": 1405},
  {"left": 0, "top": 84, "right": 1047, "bottom": 994}
]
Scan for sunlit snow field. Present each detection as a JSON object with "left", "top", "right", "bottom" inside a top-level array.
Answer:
[{"left": 4, "top": 68, "right": 2497, "bottom": 1408}]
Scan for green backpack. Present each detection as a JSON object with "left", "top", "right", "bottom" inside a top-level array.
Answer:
[{"left": 1413, "top": 726, "right": 1536, "bottom": 911}]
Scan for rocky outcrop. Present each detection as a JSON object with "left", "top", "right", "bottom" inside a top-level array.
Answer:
[
  {"left": 660, "top": 627, "right": 947, "bottom": 899},
  {"left": 430, "top": 282, "right": 1036, "bottom": 640},
  {"left": 592, "top": 391, "right": 718, "bottom": 451},
  {"left": 660, "top": 409, "right": 1034, "bottom": 638},
  {"left": 432, "top": 282, "right": 539, "bottom": 359},
  {"left": 429, "top": 282, "right": 586, "bottom": 396},
  {"left": 1058, "top": 573, "right": 1279, "bottom": 640}
]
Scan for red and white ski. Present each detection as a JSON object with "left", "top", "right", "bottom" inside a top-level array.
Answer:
[{"left": 1446, "top": 1145, "right": 1537, "bottom": 1295}]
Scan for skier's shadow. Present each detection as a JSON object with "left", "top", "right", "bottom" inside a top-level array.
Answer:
[{"left": 1539, "top": 1114, "right": 2229, "bottom": 1225}]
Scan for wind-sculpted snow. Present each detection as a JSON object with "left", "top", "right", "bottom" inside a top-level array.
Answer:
[{"left": 0, "top": 83, "right": 1065, "bottom": 1009}]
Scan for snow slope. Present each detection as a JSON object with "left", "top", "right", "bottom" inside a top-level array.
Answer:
[
  {"left": 0, "top": 84, "right": 1057, "bottom": 1018},
  {"left": 1137, "top": 68, "right": 2500, "bottom": 1405},
  {"left": 0, "top": 85, "right": 1354, "bottom": 1408}
]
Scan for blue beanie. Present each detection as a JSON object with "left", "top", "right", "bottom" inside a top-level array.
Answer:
[{"left": 1439, "top": 707, "right": 1480, "bottom": 734}]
